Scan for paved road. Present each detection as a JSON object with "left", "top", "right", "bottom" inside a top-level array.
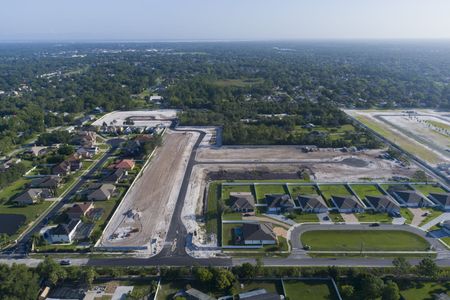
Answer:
[
  {"left": 421, "top": 212, "right": 450, "bottom": 231},
  {"left": 3, "top": 141, "right": 120, "bottom": 256}
]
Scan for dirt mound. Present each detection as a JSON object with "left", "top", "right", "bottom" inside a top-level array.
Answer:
[{"left": 341, "top": 157, "right": 369, "bottom": 168}]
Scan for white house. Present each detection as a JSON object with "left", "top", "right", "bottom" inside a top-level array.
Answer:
[{"left": 48, "top": 219, "right": 81, "bottom": 243}]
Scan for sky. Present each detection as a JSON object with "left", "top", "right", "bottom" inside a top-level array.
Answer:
[{"left": 1, "top": 0, "right": 450, "bottom": 41}]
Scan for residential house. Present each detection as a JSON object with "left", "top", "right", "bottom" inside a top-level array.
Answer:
[
  {"left": 28, "top": 146, "right": 48, "bottom": 157},
  {"left": 297, "top": 195, "right": 328, "bottom": 213},
  {"left": 443, "top": 220, "right": 450, "bottom": 234},
  {"left": 76, "top": 147, "right": 94, "bottom": 159},
  {"left": 52, "top": 161, "right": 71, "bottom": 176},
  {"left": 48, "top": 219, "right": 81, "bottom": 243},
  {"left": 30, "top": 175, "right": 62, "bottom": 189},
  {"left": 265, "top": 194, "right": 295, "bottom": 214},
  {"left": 428, "top": 193, "right": 450, "bottom": 211},
  {"left": 102, "top": 168, "right": 127, "bottom": 184},
  {"left": 184, "top": 288, "right": 216, "bottom": 300},
  {"left": 365, "top": 195, "right": 400, "bottom": 213},
  {"left": 229, "top": 192, "right": 255, "bottom": 212},
  {"left": 242, "top": 222, "right": 277, "bottom": 245},
  {"left": 13, "top": 188, "right": 51, "bottom": 205},
  {"left": 392, "top": 190, "right": 428, "bottom": 207},
  {"left": 67, "top": 154, "right": 83, "bottom": 171},
  {"left": 331, "top": 195, "right": 364, "bottom": 213},
  {"left": 109, "top": 159, "right": 135, "bottom": 170},
  {"left": 238, "top": 289, "right": 281, "bottom": 300},
  {"left": 66, "top": 202, "right": 94, "bottom": 220},
  {"left": 87, "top": 184, "right": 116, "bottom": 201}
]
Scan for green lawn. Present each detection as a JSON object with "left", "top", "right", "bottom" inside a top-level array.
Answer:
[
  {"left": 318, "top": 184, "right": 352, "bottom": 206},
  {"left": 427, "top": 120, "right": 450, "bottom": 131},
  {"left": 441, "top": 237, "right": 450, "bottom": 247},
  {"left": 222, "top": 223, "right": 239, "bottom": 246},
  {"left": 411, "top": 183, "right": 447, "bottom": 196},
  {"left": 221, "top": 184, "right": 253, "bottom": 204},
  {"left": 350, "top": 184, "right": 383, "bottom": 200},
  {"left": 222, "top": 212, "right": 243, "bottom": 221},
  {"left": 400, "top": 282, "right": 450, "bottom": 300},
  {"left": 329, "top": 212, "right": 344, "bottom": 223},
  {"left": 355, "top": 212, "right": 392, "bottom": 223},
  {"left": 206, "top": 182, "right": 221, "bottom": 236},
  {"left": 236, "top": 280, "right": 282, "bottom": 295},
  {"left": 255, "top": 184, "right": 287, "bottom": 203},
  {"left": 380, "top": 184, "right": 412, "bottom": 193},
  {"left": 288, "top": 185, "right": 319, "bottom": 198},
  {"left": 283, "top": 280, "right": 339, "bottom": 300},
  {"left": 286, "top": 212, "right": 319, "bottom": 223},
  {"left": 400, "top": 208, "right": 414, "bottom": 224},
  {"left": 419, "top": 208, "right": 444, "bottom": 227},
  {"left": 0, "top": 178, "right": 31, "bottom": 203},
  {"left": 300, "top": 230, "right": 429, "bottom": 251}
]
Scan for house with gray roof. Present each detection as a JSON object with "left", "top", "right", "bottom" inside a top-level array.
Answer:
[
  {"left": 87, "top": 184, "right": 116, "bottom": 201},
  {"left": 230, "top": 192, "right": 255, "bottom": 212},
  {"left": 238, "top": 289, "right": 281, "bottom": 300},
  {"left": 297, "top": 195, "right": 328, "bottom": 213},
  {"left": 48, "top": 219, "right": 81, "bottom": 243},
  {"left": 13, "top": 188, "right": 52, "bottom": 205},
  {"left": 365, "top": 195, "right": 400, "bottom": 213},
  {"left": 30, "top": 175, "right": 62, "bottom": 189},
  {"left": 242, "top": 222, "right": 277, "bottom": 245},
  {"left": 392, "top": 190, "right": 429, "bottom": 207},
  {"left": 331, "top": 195, "right": 364, "bottom": 213},
  {"left": 429, "top": 193, "right": 450, "bottom": 211},
  {"left": 185, "top": 288, "right": 216, "bottom": 300},
  {"left": 265, "top": 194, "right": 295, "bottom": 214}
]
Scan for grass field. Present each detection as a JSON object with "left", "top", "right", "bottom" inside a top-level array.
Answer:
[
  {"left": 283, "top": 280, "right": 339, "bottom": 300},
  {"left": 0, "top": 178, "right": 32, "bottom": 203},
  {"left": 400, "top": 282, "right": 450, "bottom": 300},
  {"left": 355, "top": 212, "right": 392, "bottom": 223},
  {"left": 329, "top": 212, "right": 345, "bottom": 223},
  {"left": 411, "top": 183, "right": 447, "bottom": 196},
  {"left": 427, "top": 120, "right": 450, "bottom": 131},
  {"left": 400, "top": 208, "right": 414, "bottom": 224},
  {"left": 222, "top": 223, "right": 239, "bottom": 246},
  {"left": 287, "top": 212, "right": 319, "bottom": 223},
  {"left": 254, "top": 184, "right": 287, "bottom": 203},
  {"left": 350, "top": 184, "right": 383, "bottom": 200},
  {"left": 206, "top": 182, "right": 221, "bottom": 236},
  {"left": 292, "top": 124, "right": 356, "bottom": 142},
  {"left": 288, "top": 184, "right": 319, "bottom": 199},
  {"left": 212, "top": 78, "right": 263, "bottom": 88},
  {"left": 354, "top": 114, "right": 440, "bottom": 164},
  {"left": 301, "top": 230, "right": 429, "bottom": 251}
]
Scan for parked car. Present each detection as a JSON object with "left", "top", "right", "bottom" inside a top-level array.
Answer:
[
  {"left": 369, "top": 223, "right": 380, "bottom": 227},
  {"left": 60, "top": 260, "right": 71, "bottom": 266}
]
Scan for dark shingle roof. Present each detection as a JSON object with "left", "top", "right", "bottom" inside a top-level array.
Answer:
[
  {"left": 230, "top": 192, "right": 255, "bottom": 210},
  {"left": 265, "top": 194, "right": 294, "bottom": 208},
  {"left": 366, "top": 195, "right": 399, "bottom": 211},
  {"left": 332, "top": 195, "right": 363, "bottom": 210},
  {"left": 395, "top": 190, "right": 423, "bottom": 204},
  {"left": 242, "top": 223, "right": 276, "bottom": 242},
  {"left": 297, "top": 195, "right": 327, "bottom": 210},
  {"left": 429, "top": 193, "right": 450, "bottom": 206}
]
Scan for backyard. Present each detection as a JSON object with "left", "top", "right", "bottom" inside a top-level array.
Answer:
[
  {"left": 283, "top": 280, "right": 339, "bottom": 300},
  {"left": 254, "top": 184, "right": 288, "bottom": 203}
]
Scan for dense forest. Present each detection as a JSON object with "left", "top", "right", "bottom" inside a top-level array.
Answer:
[{"left": 0, "top": 41, "right": 449, "bottom": 151}]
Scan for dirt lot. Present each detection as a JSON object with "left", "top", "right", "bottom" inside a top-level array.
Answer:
[
  {"left": 99, "top": 130, "right": 198, "bottom": 251},
  {"left": 345, "top": 109, "right": 450, "bottom": 166},
  {"left": 92, "top": 109, "right": 178, "bottom": 127}
]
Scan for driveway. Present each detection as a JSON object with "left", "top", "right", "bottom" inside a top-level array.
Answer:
[
  {"left": 421, "top": 212, "right": 450, "bottom": 231},
  {"left": 318, "top": 212, "right": 333, "bottom": 224},
  {"left": 341, "top": 213, "right": 359, "bottom": 224},
  {"left": 409, "top": 208, "right": 427, "bottom": 226}
]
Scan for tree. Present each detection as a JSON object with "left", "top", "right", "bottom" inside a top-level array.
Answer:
[
  {"left": 356, "top": 273, "right": 384, "bottom": 300},
  {"left": 392, "top": 257, "right": 411, "bottom": 275},
  {"left": 82, "top": 267, "right": 97, "bottom": 288},
  {"left": 382, "top": 281, "right": 400, "bottom": 300},
  {"left": 340, "top": 285, "right": 354, "bottom": 299},
  {"left": 239, "top": 263, "right": 255, "bottom": 279},
  {"left": 213, "top": 269, "right": 235, "bottom": 291},
  {"left": 194, "top": 267, "right": 213, "bottom": 283},
  {"left": 36, "top": 257, "right": 67, "bottom": 286},
  {"left": 412, "top": 170, "right": 428, "bottom": 182},
  {"left": 57, "top": 144, "right": 75, "bottom": 156},
  {"left": 417, "top": 258, "right": 439, "bottom": 278},
  {"left": 0, "top": 263, "right": 40, "bottom": 300}
]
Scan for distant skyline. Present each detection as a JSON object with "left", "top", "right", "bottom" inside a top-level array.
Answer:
[{"left": 1, "top": 0, "right": 450, "bottom": 41}]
